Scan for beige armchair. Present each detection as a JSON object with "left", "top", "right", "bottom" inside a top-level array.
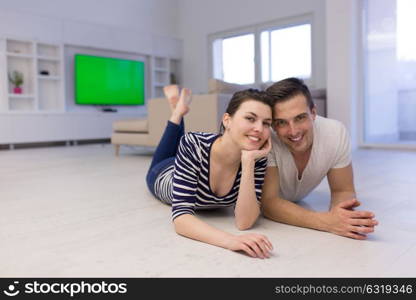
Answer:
[{"left": 111, "top": 93, "right": 231, "bottom": 155}]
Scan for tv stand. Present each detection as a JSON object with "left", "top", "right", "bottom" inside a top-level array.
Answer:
[{"left": 102, "top": 107, "right": 117, "bottom": 113}]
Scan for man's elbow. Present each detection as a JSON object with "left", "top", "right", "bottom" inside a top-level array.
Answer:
[
  {"left": 261, "top": 198, "right": 272, "bottom": 215},
  {"left": 262, "top": 208, "right": 275, "bottom": 221},
  {"left": 261, "top": 197, "right": 281, "bottom": 221}
]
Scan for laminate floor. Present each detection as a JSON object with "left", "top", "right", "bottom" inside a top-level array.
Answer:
[{"left": 1, "top": 144, "right": 415, "bottom": 277}]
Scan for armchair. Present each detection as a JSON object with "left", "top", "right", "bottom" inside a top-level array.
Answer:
[{"left": 111, "top": 93, "right": 231, "bottom": 155}]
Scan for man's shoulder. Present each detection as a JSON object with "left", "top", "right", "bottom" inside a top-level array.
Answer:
[
  {"left": 315, "top": 115, "right": 346, "bottom": 131},
  {"left": 315, "top": 116, "right": 348, "bottom": 140},
  {"left": 313, "top": 116, "right": 351, "bottom": 166}
]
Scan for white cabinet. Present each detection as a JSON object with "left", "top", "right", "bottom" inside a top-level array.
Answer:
[
  {"left": 4, "top": 39, "right": 36, "bottom": 111},
  {"left": 150, "top": 56, "right": 181, "bottom": 98},
  {"left": 0, "top": 113, "right": 141, "bottom": 144},
  {"left": 0, "top": 38, "right": 64, "bottom": 113},
  {"left": 36, "top": 43, "right": 64, "bottom": 111}
]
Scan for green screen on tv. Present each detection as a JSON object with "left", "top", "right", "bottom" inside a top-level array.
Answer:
[{"left": 74, "top": 54, "right": 145, "bottom": 106}]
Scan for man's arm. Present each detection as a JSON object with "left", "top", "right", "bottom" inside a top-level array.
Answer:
[
  {"left": 327, "top": 164, "right": 356, "bottom": 207},
  {"left": 261, "top": 165, "right": 378, "bottom": 239},
  {"left": 261, "top": 166, "right": 329, "bottom": 231},
  {"left": 326, "top": 163, "right": 378, "bottom": 239}
]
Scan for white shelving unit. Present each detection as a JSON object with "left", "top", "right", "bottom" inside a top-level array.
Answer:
[
  {"left": 36, "top": 42, "right": 64, "bottom": 111},
  {"left": 0, "top": 38, "right": 64, "bottom": 113},
  {"left": 5, "top": 39, "right": 35, "bottom": 111},
  {"left": 150, "top": 56, "right": 181, "bottom": 98},
  {"left": 0, "top": 34, "right": 181, "bottom": 147}
]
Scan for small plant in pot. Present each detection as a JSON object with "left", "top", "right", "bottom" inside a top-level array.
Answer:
[{"left": 8, "top": 70, "right": 24, "bottom": 94}]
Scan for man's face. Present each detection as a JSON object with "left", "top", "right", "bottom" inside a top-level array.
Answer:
[{"left": 272, "top": 94, "right": 316, "bottom": 155}]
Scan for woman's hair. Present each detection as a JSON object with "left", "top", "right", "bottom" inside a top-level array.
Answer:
[{"left": 219, "top": 88, "right": 273, "bottom": 134}]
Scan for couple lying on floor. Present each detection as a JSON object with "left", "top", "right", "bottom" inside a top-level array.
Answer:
[{"left": 145, "top": 77, "right": 378, "bottom": 259}]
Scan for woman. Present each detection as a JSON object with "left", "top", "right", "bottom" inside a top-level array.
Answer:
[{"left": 146, "top": 85, "right": 274, "bottom": 259}]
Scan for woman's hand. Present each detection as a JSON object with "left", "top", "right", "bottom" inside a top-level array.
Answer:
[
  {"left": 241, "top": 137, "right": 272, "bottom": 162},
  {"left": 226, "top": 233, "right": 274, "bottom": 259}
]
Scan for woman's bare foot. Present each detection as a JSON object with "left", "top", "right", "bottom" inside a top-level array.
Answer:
[
  {"left": 163, "top": 85, "right": 179, "bottom": 111},
  {"left": 169, "top": 88, "right": 192, "bottom": 124}
]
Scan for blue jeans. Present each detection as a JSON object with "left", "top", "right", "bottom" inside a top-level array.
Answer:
[{"left": 146, "top": 120, "right": 184, "bottom": 196}]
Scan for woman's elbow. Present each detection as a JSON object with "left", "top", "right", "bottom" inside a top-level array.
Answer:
[
  {"left": 173, "top": 217, "right": 182, "bottom": 234},
  {"left": 235, "top": 218, "right": 256, "bottom": 231},
  {"left": 236, "top": 223, "right": 252, "bottom": 231},
  {"left": 173, "top": 214, "right": 190, "bottom": 235}
]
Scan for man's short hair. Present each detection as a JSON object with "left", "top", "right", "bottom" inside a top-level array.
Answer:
[{"left": 265, "top": 77, "right": 315, "bottom": 110}]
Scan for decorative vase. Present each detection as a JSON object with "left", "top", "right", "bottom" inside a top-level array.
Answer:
[{"left": 13, "top": 87, "right": 22, "bottom": 94}]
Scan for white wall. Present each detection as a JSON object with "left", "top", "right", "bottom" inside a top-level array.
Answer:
[
  {"left": 177, "top": 0, "right": 326, "bottom": 93},
  {"left": 0, "top": 0, "right": 182, "bottom": 58},
  {"left": 0, "top": 0, "right": 182, "bottom": 117},
  {"left": 0, "top": 0, "right": 180, "bottom": 39},
  {"left": 326, "top": 0, "right": 360, "bottom": 149}
]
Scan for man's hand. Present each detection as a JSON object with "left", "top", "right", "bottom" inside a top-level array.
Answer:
[{"left": 325, "top": 198, "right": 378, "bottom": 240}]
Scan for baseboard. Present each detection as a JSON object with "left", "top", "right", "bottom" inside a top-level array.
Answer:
[
  {"left": 399, "top": 131, "right": 416, "bottom": 141},
  {"left": 0, "top": 139, "right": 111, "bottom": 150}
]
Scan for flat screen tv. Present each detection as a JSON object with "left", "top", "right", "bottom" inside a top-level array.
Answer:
[{"left": 74, "top": 54, "right": 145, "bottom": 106}]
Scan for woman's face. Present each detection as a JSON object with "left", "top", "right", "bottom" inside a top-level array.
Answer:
[{"left": 223, "top": 100, "right": 272, "bottom": 151}]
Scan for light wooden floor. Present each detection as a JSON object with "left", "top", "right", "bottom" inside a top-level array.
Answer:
[{"left": 1, "top": 143, "right": 415, "bottom": 277}]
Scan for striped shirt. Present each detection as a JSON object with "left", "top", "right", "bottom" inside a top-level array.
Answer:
[{"left": 153, "top": 132, "right": 268, "bottom": 220}]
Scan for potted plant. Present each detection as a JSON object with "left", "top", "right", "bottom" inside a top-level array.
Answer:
[{"left": 8, "top": 70, "right": 24, "bottom": 94}]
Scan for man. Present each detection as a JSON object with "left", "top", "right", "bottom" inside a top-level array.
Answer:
[{"left": 262, "top": 78, "right": 378, "bottom": 240}]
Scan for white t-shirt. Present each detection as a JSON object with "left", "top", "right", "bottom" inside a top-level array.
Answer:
[{"left": 267, "top": 116, "right": 351, "bottom": 202}]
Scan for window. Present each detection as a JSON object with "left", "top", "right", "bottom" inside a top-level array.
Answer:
[
  {"left": 213, "top": 34, "right": 255, "bottom": 84},
  {"left": 363, "top": 0, "right": 416, "bottom": 146},
  {"left": 261, "top": 24, "right": 311, "bottom": 82},
  {"left": 210, "top": 17, "right": 312, "bottom": 85}
]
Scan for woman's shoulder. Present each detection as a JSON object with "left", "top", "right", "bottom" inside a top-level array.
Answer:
[
  {"left": 178, "top": 132, "right": 218, "bottom": 163},
  {"left": 183, "top": 132, "right": 219, "bottom": 146},
  {"left": 186, "top": 131, "right": 218, "bottom": 139}
]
